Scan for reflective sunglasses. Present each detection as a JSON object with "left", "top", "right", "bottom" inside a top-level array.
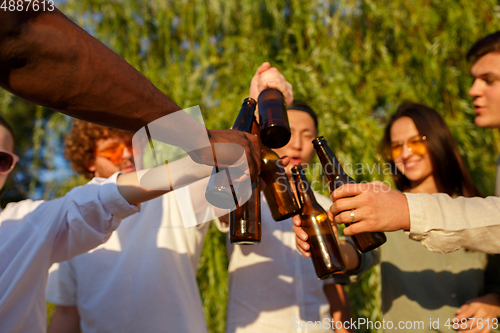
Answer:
[
  {"left": 95, "top": 142, "right": 134, "bottom": 165},
  {"left": 391, "top": 135, "right": 427, "bottom": 159},
  {"left": 0, "top": 150, "right": 19, "bottom": 174}
]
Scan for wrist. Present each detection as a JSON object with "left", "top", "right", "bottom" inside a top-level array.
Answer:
[
  {"left": 339, "top": 240, "right": 360, "bottom": 271},
  {"left": 486, "top": 292, "right": 500, "bottom": 306}
]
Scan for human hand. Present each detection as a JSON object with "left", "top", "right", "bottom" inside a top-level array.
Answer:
[
  {"left": 293, "top": 216, "right": 310, "bottom": 257},
  {"left": 188, "top": 129, "right": 261, "bottom": 183},
  {"left": 292, "top": 214, "right": 340, "bottom": 258},
  {"left": 453, "top": 294, "right": 500, "bottom": 333},
  {"left": 249, "top": 62, "right": 293, "bottom": 106},
  {"left": 329, "top": 182, "right": 410, "bottom": 236},
  {"left": 293, "top": 213, "right": 362, "bottom": 271}
]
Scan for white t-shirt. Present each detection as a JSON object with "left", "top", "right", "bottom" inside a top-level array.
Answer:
[
  {"left": 224, "top": 192, "right": 335, "bottom": 333},
  {"left": 0, "top": 173, "right": 139, "bottom": 333},
  {"left": 46, "top": 187, "right": 210, "bottom": 333}
]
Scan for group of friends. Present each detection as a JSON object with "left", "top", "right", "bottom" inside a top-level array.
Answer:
[{"left": 1, "top": 4, "right": 500, "bottom": 333}]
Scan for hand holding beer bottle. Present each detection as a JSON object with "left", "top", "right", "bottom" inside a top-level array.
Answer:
[
  {"left": 291, "top": 165, "right": 346, "bottom": 279},
  {"left": 205, "top": 98, "right": 257, "bottom": 209},
  {"left": 312, "top": 136, "right": 387, "bottom": 253},
  {"left": 227, "top": 99, "right": 262, "bottom": 244}
]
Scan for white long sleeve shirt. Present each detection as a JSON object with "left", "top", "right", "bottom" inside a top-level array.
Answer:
[
  {"left": 46, "top": 188, "right": 210, "bottom": 333},
  {"left": 0, "top": 173, "right": 139, "bottom": 333}
]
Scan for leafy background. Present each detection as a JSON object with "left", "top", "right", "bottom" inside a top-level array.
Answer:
[{"left": 1, "top": 0, "right": 500, "bottom": 332}]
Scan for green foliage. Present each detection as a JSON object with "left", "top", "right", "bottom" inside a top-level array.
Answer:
[
  {"left": 197, "top": 223, "right": 229, "bottom": 333},
  {"left": 1, "top": 0, "right": 498, "bottom": 332}
]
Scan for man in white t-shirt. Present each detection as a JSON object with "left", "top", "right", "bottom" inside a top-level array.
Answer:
[
  {"left": 46, "top": 121, "right": 211, "bottom": 333},
  {"left": 223, "top": 92, "right": 376, "bottom": 333}
]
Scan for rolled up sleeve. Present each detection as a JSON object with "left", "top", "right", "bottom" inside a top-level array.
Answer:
[{"left": 406, "top": 193, "right": 500, "bottom": 254}]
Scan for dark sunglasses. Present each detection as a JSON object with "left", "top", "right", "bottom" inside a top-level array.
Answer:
[{"left": 0, "top": 150, "right": 19, "bottom": 174}]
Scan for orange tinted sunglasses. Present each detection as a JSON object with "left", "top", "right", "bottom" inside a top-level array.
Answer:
[
  {"left": 96, "top": 142, "right": 134, "bottom": 165},
  {"left": 391, "top": 135, "right": 427, "bottom": 159}
]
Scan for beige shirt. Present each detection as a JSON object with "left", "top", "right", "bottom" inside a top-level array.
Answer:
[{"left": 407, "top": 193, "right": 500, "bottom": 254}]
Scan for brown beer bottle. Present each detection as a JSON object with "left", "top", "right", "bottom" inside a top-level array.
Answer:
[
  {"left": 253, "top": 116, "right": 301, "bottom": 221},
  {"left": 228, "top": 99, "right": 261, "bottom": 244},
  {"left": 312, "top": 136, "right": 387, "bottom": 253},
  {"left": 205, "top": 98, "right": 257, "bottom": 209},
  {"left": 291, "top": 165, "right": 346, "bottom": 279},
  {"left": 258, "top": 88, "right": 291, "bottom": 149},
  {"left": 229, "top": 176, "right": 261, "bottom": 245}
]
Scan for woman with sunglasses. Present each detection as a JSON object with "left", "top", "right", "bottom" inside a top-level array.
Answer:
[
  {"left": 0, "top": 115, "right": 215, "bottom": 332},
  {"left": 380, "top": 102, "right": 500, "bottom": 332},
  {"left": 295, "top": 102, "right": 500, "bottom": 331}
]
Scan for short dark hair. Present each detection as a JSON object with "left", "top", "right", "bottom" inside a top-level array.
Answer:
[
  {"left": 288, "top": 100, "right": 318, "bottom": 131},
  {"left": 382, "top": 102, "right": 481, "bottom": 197},
  {"left": 467, "top": 31, "right": 500, "bottom": 63}
]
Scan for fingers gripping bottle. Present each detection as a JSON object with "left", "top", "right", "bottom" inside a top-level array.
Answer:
[
  {"left": 312, "top": 136, "right": 386, "bottom": 253},
  {"left": 291, "top": 165, "right": 346, "bottom": 279}
]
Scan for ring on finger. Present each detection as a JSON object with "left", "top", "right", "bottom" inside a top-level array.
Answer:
[{"left": 350, "top": 209, "right": 355, "bottom": 222}]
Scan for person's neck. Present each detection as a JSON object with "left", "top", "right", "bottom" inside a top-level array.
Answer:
[{"left": 407, "top": 175, "right": 438, "bottom": 194}]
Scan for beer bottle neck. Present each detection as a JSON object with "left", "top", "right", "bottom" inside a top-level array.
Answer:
[
  {"left": 313, "top": 138, "right": 356, "bottom": 191},
  {"left": 233, "top": 98, "right": 257, "bottom": 133},
  {"left": 292, "top": 168, "right": 317, "bottom": 208}
]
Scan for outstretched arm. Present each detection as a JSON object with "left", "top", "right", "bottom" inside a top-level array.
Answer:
[
  {"left": 0, "top": 5, "right": 180, "bottom": 131},
  {"left": 1, "top": 6, "right": 261, "bottom": 178},
  {"left": 117, "top": 155, "right": 214, "bottom": 205},
  {"left": 326, "top": 182, "right": 500, "bottom": 254}
]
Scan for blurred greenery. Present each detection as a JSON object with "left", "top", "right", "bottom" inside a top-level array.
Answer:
[{"left": 1, "top": 0, "right": 499, "bottom": 332}]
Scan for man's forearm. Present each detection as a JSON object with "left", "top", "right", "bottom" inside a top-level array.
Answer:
[
  {"left": 117, "top": 155, "right": 214, "bottom": 205},
  {"left": 0, "top": 6, "right": 180, "bottom": 132},
  {"left": 324, "top": 283, "right": 353, "bottom": 333}
]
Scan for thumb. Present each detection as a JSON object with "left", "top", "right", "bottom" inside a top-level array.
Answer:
[{"left": 255, "top": 62, "right": 271, "bottom": 75}]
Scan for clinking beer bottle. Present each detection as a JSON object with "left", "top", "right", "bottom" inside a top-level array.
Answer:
[
  {"left": 291, "top": 165, "right": 346, "bottom": 279},
  {"left": 256, "top": 122, "right": 301, "bottom": 221},
  {"left": 205, "top": 98, "right": 257, "bottom": 209},
  {"left": 229, "top": 176, "right": 261, "bottom": 245},
  {"left": 228, "top": 99, "right": 261, "bottom": 244},
  {"left": 258, "top": 88, "right": 291, "bottom": 149},
  {"left": 312, "top": 136, "right": 387, "bottom": 253}
]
